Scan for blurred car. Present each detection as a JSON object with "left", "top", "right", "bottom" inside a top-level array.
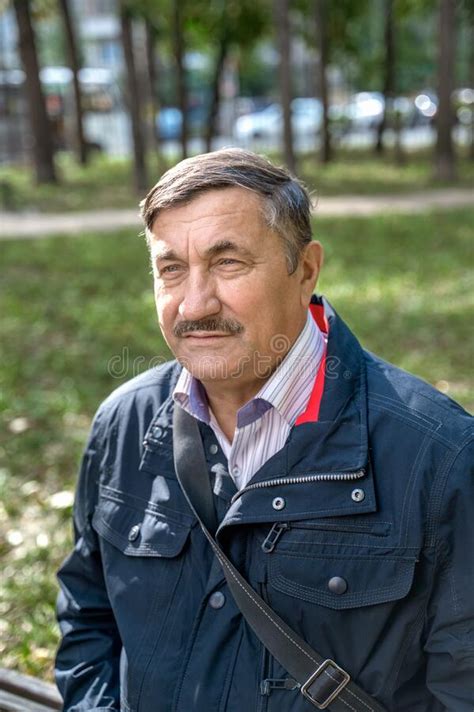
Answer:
[
  {"left": 342, "top": 91, "right": 385, "bottom": 131},
  {"left": 234, "top": 98, "right": 323, "bottom": 142},
  {"left": 413, "top": 91, "right": 438, "bottom": 125},
  {"left": 156, "top": 106, "right": 207, "bottom": 140},
  {"left": 452, "top": 87, "right": 474, "bottom": 126}
]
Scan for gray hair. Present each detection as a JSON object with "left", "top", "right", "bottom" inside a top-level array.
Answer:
[{"left": 139, "top": 148, "right": 313, "bottom": 274}]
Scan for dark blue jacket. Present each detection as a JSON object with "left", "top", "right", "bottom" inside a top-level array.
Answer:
[{"left": 56, "top": 297, "right": 474, "bottom": 712}]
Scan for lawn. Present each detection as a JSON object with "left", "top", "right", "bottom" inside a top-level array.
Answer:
[
  {"left": 0, "top": 207, "right": 473, "bottom": 681},
  {"left": 1, "top": 148, "right": 473, "bottom": 213}
]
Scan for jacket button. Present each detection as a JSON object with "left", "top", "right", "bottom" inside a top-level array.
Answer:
[
  {"left": 128, "top": 524, "right": 141, "bottom": 542},
  {"left": 272, "top": 497, "right": 286, "bottom": 511},
  {"left": 328, "top": 576, "right": 348, "bottom": 595},
  {"left": 209, "top": 591, "right": 226, "bottom": 609},
  {"left": 351, "top": 488, "right": 365, "bottom": 502},
  {"left": 209, "top": 444, "right": 219, "bottom": 455}
]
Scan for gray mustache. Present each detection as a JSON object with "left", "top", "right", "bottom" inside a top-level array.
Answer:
[{"left": 173, "top": 318, "right": 244, "bottom": 338}]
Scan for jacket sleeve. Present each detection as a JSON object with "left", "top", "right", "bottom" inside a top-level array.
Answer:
[
  {"left": 55, "top": 407, "right": 121, "bottom": 712},
  {"left": 424, "top": 436, "right": 474, "bottom": 710}
]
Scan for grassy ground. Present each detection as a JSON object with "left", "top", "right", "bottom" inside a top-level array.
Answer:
[
  {"left": 1, "top": 149, "right": 473, "bottom": 213},
  {"left": 1, "top": 208, "right": 473, "bottom": 681}
]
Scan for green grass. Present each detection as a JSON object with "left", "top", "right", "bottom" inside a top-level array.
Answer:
[
  {"left": 0, "top": 148, "right": 473, "bottom": 213},
  {"left": 299, "top": 148, "right": 474, "bottom": 196},
  {"left": 0, "top": 208, "right": 473, "bottom": 680}
]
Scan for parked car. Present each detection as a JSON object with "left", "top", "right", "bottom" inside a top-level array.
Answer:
[
  {"left": 234, "top": 98, "right": 323, "bottom": 142},
  {"left": 413, "top": 91, "right": 438, "bottom": 125},
  {"left": 156, "top": 106, "right": 207, "bottom": 140},
  {"left": 342, "top": 91, "right": 385, "bottom": 131}
]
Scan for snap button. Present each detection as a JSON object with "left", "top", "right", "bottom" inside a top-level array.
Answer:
[
  {"left": 128, "top": 524, "right": 141, "bottom": 542},
  {"left": 209, "top": 591, "right": 226, "bottom": 609},
  {"left": 351, "top": 488, "right": 365, "bottom": 502},
  {"left": 209, "top": 444, "right": 219, "bottom": 455},
  {"left": 328, "top": 576, "right": 348, "bottom": 595},
  {"left": 272, "top": 496, "right": 286, "bottom": 511}
]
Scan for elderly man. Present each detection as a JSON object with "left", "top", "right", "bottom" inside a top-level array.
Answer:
[{"left": 56, "top": 149, "right": 473, "bottom": 712}]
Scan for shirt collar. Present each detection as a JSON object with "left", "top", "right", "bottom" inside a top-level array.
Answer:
[{"left": 173, "top": 310, "right": 324, "bottom": 428}]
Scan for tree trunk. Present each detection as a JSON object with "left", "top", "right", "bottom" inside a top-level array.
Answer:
[
  {"left": 173, "top": 0, "right": 188, "bottom": 160},
  {"left": 469, "top": 23, "right": 474, "bottom": 161},
  {"left": 375, "top": 0, "right": 395, "bottom": 155},
  {"left": 120, "top": 6, "right": 148, "bottom": 193},
  {"left": 274, "top": 0, "right": 296, "bottom": 173},
  {"left": 315, "top": 0, "right": 331, "bottom": 163},
  {"left": 145, "top": 20, "right": 166, "bottom": 172},
  {"left": 59, "top": 0, "right": 87, "bottom": 165},
  {"left": 13, "top": 0, "right": 57, "bottom": 183},
  {"left": 205, "top": 30, "right": 229, "bottom": 153},
  {"left": 434, "top": 0, "right": 457, "bottom": 181}
]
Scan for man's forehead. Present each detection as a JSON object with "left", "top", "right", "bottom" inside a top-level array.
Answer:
[{"left": 150, "top": 186, "right": 265, "bottom": 231}]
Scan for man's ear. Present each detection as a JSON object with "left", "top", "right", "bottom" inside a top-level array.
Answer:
[{"left": 299, "top": 240, "right": 324, "bottom": 305}]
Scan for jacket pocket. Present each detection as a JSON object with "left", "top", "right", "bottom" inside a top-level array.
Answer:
[
  {"left": 92, "top": 484, "right": 193, "bottom": 557},
  {"left": 268, "top": 551, "right": 416, "bottom": 609}
]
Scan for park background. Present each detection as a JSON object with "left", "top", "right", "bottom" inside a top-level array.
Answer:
[{"left": 0, "top": 0, "right": 473, "bottom": 687}]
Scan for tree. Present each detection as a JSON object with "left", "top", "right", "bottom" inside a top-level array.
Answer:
[
  {"left": 13, "top": 0, "right": 57, "bottom": 183},
  {"left": 274, "top": 0, "right": 296, "bottom": 173},
  {"left": 375, "top": 0, "right": 395, "bottom": 154},
  {"left": 120, "top": 3, "right": 148, "bottom": 192},
  {"left": 144, "top": 19, "right": 166, "bottom": 170},
  {"left": 204, "top": 6, "right": 230, "bottom": 153},
  {"left": 315, "top": 0, "right": 331, "bottom": 162},
  {"left": 193, "top": 0, "right": 268, "bottom": 152},
  {"left": 434, "top": 0, "right": 457, "bottom": 180},
  {"left": 172, "top": 0, "right": 188, "bottom": 159},
  {"left": 58, "top": 0, "right": 88, "bottom": 164}
]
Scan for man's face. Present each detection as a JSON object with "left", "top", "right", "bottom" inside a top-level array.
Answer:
[{"left": 149, "top": 187, "right": 321, "bottom": 394}]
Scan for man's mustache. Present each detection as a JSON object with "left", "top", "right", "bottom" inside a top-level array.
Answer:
[{"left": 173, "top": 318, "right": 244, "bottom": 338}]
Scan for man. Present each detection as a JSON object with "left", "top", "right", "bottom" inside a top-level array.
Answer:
[{"left": 56, "top": 149, "right": 473, "bottom": 711}]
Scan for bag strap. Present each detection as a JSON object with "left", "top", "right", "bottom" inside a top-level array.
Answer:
[{"left": 172, "top": 405, "right": 387, "bottom": 712}]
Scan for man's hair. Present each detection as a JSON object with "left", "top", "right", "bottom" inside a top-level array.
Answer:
[{"left": 140, "top": 148, "right": 313, "bottom": 274}]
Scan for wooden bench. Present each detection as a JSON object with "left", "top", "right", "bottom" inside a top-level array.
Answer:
[{"left": 0, "top": 668, "right": 62, "bottom": 711}]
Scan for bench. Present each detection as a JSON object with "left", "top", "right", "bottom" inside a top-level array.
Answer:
[{"left": 0, "top": 668, "right": 62, "bottom": 711}]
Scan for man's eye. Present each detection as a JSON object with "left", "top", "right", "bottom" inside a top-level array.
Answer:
[
  {"left": 217, "top": 258, "right": 242, "bottom": 267},
  {"left": 159, "top": 264, "right": 182, "bottom": 274}
]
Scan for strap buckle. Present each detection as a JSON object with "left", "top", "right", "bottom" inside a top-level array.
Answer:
[{"left": 300, "top": 659, "right": 351, "bottom": 709}]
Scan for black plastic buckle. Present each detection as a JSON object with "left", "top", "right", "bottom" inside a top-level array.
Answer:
[{"left": 300, "top": 659, "right": 351, "bottom": 709}]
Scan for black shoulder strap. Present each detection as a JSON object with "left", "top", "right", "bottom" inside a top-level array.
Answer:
[{"left": 172, "top": 405, "right": 387, "bottom": 712}]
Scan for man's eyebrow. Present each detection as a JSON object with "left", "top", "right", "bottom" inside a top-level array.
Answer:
[
  {"left": 203, "top": 240, "right": 254, "bottom": 259},
  {"left": 154, "top": 248, "right": 180, "bottom": 261}
]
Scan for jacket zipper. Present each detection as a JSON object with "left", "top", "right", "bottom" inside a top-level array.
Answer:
[{"left": 231, "top": 468, "right": 365, "bottom": 505}]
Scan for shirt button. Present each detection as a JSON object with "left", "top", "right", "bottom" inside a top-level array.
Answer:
[
  {"left": 209, "top": 444, "right": 219, "bottom": 455},
  {"left": 128, "top": 524, "right": 141, "bottom": 542},
  {"left": 232, "top": 466, "right": 240, "bottom": 476},
  {"left": 328, "top": 576, "right": 348, "bottom": 595},
  {"left": 209, "top": 591, "right": 226, "bottom": 609}
]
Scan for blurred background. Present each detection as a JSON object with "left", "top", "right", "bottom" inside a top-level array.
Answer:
[{"left": 0, "top": 0, "right": 473, "bottom": 689}]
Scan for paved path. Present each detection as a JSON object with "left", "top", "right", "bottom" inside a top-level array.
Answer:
[{"left": 1, "top": 188, "right": 473, "bottom": 240}]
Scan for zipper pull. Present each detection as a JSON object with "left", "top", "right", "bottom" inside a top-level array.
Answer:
[
  {"left": 260, "top": 678, "right": 299, "bottom": 695},
  {"left": 261, "top": 522, "right": 289, "bottom": 553}
]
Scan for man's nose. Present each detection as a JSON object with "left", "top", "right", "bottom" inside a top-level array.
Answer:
[{"left": 178, "top": 272, "right": 221, "bottom": 322}]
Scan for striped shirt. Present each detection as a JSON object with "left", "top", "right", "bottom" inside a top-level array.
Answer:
[{"left": 172, "top": 311, "right": 325, "bottom": 491}]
